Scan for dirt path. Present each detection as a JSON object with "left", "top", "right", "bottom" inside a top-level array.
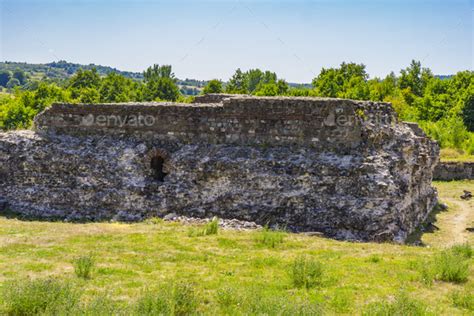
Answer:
[
  {"left": 442, "top": 198, "right": 471, "bottom": 246},
  {"left": 425, "top": 181, "right": 474, "bottom": 247}
]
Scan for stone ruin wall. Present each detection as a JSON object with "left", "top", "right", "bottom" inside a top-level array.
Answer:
[
  {"left": 34, "top": 96, "right": 375, "bottom": 149},
  {"left": 0, "top": 95, "right": 440, "bottom": 242},
  {"left": 433, "top": 162, "right": 474, "bottom": 181}
]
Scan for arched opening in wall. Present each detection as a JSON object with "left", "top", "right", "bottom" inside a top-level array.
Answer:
[{"left": 150, "top": 155, "right": 167, "bottom": 182}]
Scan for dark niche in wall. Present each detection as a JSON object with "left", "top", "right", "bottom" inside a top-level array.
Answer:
[{"left": 150, "top": 155, "right": 167, "bottom": 182}]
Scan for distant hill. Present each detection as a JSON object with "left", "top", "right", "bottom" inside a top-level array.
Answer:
[
  {"left": 0, "top": 60, "right": 144, "bottom": 81},
  {"left": 0, "top": 61, "right": 211, "bottom": 95},
  {"left": 1, "top": 60, "right": 312, "bottom": 86},
  {"left": 436, "top": 75, "right": 454, "bottom": 80}
]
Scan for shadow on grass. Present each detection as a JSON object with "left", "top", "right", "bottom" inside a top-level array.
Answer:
[
  {"left": 406, "top": 203, "right": 448, "bottom": 246},
  {"left": 0, "top": 208, "right": 133, "bottom": 224}
]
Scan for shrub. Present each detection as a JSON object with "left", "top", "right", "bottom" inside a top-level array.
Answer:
[
  {"left": 291, "top": 255, "right": 324, "bottom": 289},
  {"left": 452, "top": 290, "right": 474, "bottom": 311},
  {"left": 255, "top": 227, "right": 285, "bottom": 248},
  {"left": 73, "top": 255, "right": 95, "bottom": 279},
  {"left": 188, "top": 217, "right": 219, "bottom": 237},
  {"left": 363, "top": 292, "right": 429, "bottom": 316},
  {"left": 433, "top": 250, "right": 470, "bottom": 283},
  {"left": 1, "top": 278, "right": 79, "bottom": 315}
]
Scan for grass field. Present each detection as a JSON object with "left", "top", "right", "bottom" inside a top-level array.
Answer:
[
  {"left": 439, "top": 149, "right": 474, "bottom": 163},
  {"left": 0, "top": 181, "right": 473, "bottom": 315}
]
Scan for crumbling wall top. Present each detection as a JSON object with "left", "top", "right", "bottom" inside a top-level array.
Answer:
[{"left": 33, "top": 95, "right": 398, "bottom": 149}]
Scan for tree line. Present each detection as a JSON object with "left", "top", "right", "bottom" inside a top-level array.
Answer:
[{"left": 0, "top": 61, "right": 472, "bottom": 155}]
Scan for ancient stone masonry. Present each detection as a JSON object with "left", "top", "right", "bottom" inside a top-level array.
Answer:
[
  {"left": 434, "top": 162, "right": 474, "bottom": 181},
  {"left": 0, "top": 95, "right": 439, "bottom": 242}
]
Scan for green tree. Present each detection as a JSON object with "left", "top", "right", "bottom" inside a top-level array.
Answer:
[
  {"left": 78, "top": 87, "right": 100, "bottom": 103},
  {"left": 21, "top": 82, "right": 70, "bottom": 111},
  {"left": 68, "top": 68, "right": 101, "bottom": 90},
  {"left": 144, "top": 64, "right": 174, "bottom": 81},
  {"left": 12, "top": 69, "right": 27, "bottom": 85},
  {"left": 399, "top": 60, "right": 433, "bottom": 100},
  {"left": 277, "top": 79, "right": 289, "bottom": 95},
  {"left": 202, "top": 79, "right": 223, "bottom": 94},
  {"left": 226, "top": 68, "right": 248, "bottom": 94},
  {"left": 246, "top": 69, "right": 264, "bottom": 93},
  {"left": 226, "top": 68, "right": 281, "bottom": 95},
  {"left": 448, "top": 71, "right": 474, "bottom": 116},
  {"left": 462, "top": 85, "right": 474, "bottom": 132},
  {"left": 0, "top": 70, "right": 12, "bottom": 87},
  {"left": 99, "top": 73, "right": 135, "bottom": 103},
  {"left": 368, "top": 72, "right": 397, "bottom": 101},
  {"left": 6, "top": 78, "right": 21, "bottom": 89},
  {"left": 254, "top": 83, "right": 279, "bottom": 96},
  {"left": 312, "top": 62, "right": 369, "bottom": 100},
  {"left": 68, "top": 68, "right": 101, "bottom": 101},
  {"left": 254, "top": 79, "right": 289, "bottom": 96},
  {"left": 143, "top": 65, "right": 180, "bottom": 101}
]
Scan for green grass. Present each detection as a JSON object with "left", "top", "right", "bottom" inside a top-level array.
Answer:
[
  {"left": 0, "top": 181, "right": 472, "bottom": 315},
  {"left": 0, "top": 278, "right": 79, "bottom": 315},
  {"left": 451, "top": 290, "right": 474, "bottom": 311},
  {"left": 439, "top": 148, "right": 474, "bottom": 162},
  {"left": 433, "top": 251, "right": 470, "bottom": 283},
  {"left": 450, "top": 243, "right": 473, "bottom": 259},
  {"left": 187, "top": 217, "right": 219, "bottom": 237},
  {"left": 255, "top": 226, "right": 286, "bottom": 248},
  {"left": 136, "top": 282, "right": 198, "bottom": 316},
  {"left": 73, "top": 255, "right": 95, "bottom": 279},
  {"left": 363, "top": 292, "right": 430, "bottom": 316},
  {"left": 291, "top": 255, "right": 324, "bottom": 289}
]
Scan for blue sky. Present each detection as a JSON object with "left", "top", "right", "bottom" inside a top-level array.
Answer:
[{"left": 0, "top": 0, "right": 472, "bottom": 82}]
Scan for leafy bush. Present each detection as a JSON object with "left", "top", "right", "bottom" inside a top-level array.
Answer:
[
  {"left": 255, "top": 227, "right": 285, "bottom": 248},
  {"left": 73, "top": 255, "right": 95, "bottom": 279},
  {"left": 1, "top": 278, "right": 79, "bottom": 315},
  {"left": 188, "top": 217, "right": 219, "bottom": 237},
  {"left": 0, "top": 99, "right": 36, "bottom": 130},
  {"left": 419, "top": 118, "right": 474, "bottom": 154},
  {"left": 291, "top": 255, "right": 324, "bottom": 289},
  {"left": 363, "top": 292, "right": 429, "bottom": 316}
]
